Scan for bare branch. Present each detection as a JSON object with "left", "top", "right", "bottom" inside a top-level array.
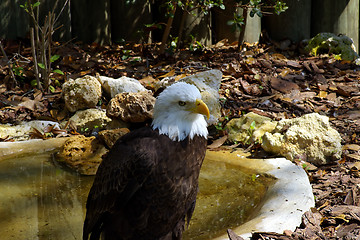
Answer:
[
  {"left": 30, "top": 28, "right": 42, "bottom": 90},
  {"left": 0, "top": 40, "right": 17, "bottom": 87},
  {"left": 159, "top": 2, "right": 177, "bottom": 54},
  {"left": 54, "top": 0, "right": 70, "bottom": 24}
]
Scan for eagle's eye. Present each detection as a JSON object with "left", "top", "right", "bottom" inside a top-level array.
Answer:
[{"left": 178, "top": 101, "right": 186, "bottom": 106}]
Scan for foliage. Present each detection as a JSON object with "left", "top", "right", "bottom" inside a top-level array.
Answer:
[
  {"left": 159, "top": 0, "right": 225, "bottom": 54},
  {"left": 227, "top": 13, "right": 245, "bottom": 32},
  {"left": 20, "top": 0, "right": 68, "bottom": 92},
  {"left": 226, "top": 0, "right": 287, "bottom": 49},
  {"left": 156, "top": 0, "right": 287, "bottom": 53},
  {"left": 227, "top": 0, "right": 288, "bottom": 30},
  {"left": 165, "top": 0, "right": 225, "bottom": 15},
  {"left": 273, "top": 0, "right": 288, "bottom": 15}
]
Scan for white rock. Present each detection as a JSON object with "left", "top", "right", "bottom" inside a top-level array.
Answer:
[
  {"left": 180, "top": 70, "right": 222, "bottom": 125},
  {"left": 155, "top": 70, "right": 222, "bottom": 125},
  {"left": 0, "top": 120, "right": 61, "bottom": 141},
  {"left": 97, "top": 76, "right": 147, "bottom": 98},
  {"left": 63, "top": 108, "right": 127, "bottom": 132},
  {"left": 62, "top": 75, "right": 102, "bottom": 112},
  {"left": 262, "top": 113, "right": 342, "bottom": 165}
]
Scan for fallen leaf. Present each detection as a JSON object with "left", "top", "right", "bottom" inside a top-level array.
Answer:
[
  {"left": 286, "top": 60, "right": 302, "bottom": 68},
  {"left": 272, "top": 53, "right": 287, "bottom": 60},
  {"left": 343, "top": 144, "right": 360, "bottom": 151},
  {"left": 243, "top": 50, "right": 255, "bottom": 57},
  {"left": 158, "top": 69, "right": 175, "bottom": 78},
  {"left": 245, "top": 57, "right": 256, "bottom": 65},
  {"left": 336, "top": 223, "right": 359, "bottom": 238},
  {"left": 337, "top": 85, "right": 358, "bottom": 97},
  {"left": 239, "top": 79, "right": 262, "bottom": 96},
  {"left": 310, "top": 61, "right": 325, "bottom": 73},
  {"left": 270, "top": 77, "right": 300, "bottom": 93},
  {"left": 338, "top": 111, "right": 360, "bottom": 120},
  {"left": 227, "top": 229, "right": 244, "bottom": 240},
  {"left": 279, "top": 68, "right": 292, "bottom": 77},
  {"left": 318, "top": 91, "right": 328, "bottom": 98},
  {"left": 18, "top": 99, "right": 36, "bottom": 111},
  {"left": 174, "top": 73, "right": 188, "bottom": 81},
  {"left": 29, "top": 127, "right": 46, "bottom": 139},
  {"left": 80, "top": 70, "right": 92, "bottom": 76},
  {"left": 346, "top": 153, "right": 360, "bottom": 161},
  {"left": 62, "top": 55, "right": 74, "bottom": 65},
  {"left": 208, "top": 135, "right": 228, "bottom": 149},
  {"left": 326, "top": 92, "right": 337, "bottom": 101},
  {"left": 318, "top": 201, "right": 330, "bottom": 210},
  {"left": 139, "top": 75, "right": 157, "bottom": 87}
]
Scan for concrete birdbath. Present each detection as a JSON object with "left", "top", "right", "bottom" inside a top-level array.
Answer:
[{"left": 0, "top": 139, "right": 313, "bottom": 240}]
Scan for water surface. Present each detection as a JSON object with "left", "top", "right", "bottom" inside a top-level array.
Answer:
[{"left": 0, "top": 150, "right": 274, "bottom": 240}]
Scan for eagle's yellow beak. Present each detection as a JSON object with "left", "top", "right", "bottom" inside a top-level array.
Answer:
[{"left": 193, "top": 99, "right": 210, "bottom": 120}]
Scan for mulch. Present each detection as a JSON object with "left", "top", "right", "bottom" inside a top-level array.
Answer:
[{"left": 1, "top": 39, "right": 360, "bottom": 239}]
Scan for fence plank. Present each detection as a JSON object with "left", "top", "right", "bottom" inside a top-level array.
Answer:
[
  {"left": 311, "top": 0, "right": 359, "bottom": 51},
  {"left": 70, "top": 0, "right": 111, "bottom": 44},
  {"left": 0, "top": 0, "right": 29, "bottom": 40},
  {"left": 263, "top": 0, "right": 312, "bottom": 43}
]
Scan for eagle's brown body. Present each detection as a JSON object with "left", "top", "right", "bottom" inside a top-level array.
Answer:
[{"left": 83, "top": 127, "right": 207, "bottom": 240}]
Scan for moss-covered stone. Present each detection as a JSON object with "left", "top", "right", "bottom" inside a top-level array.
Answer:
[
  {"left": 305, "top": 32, "right": 359, "bottom": 61},
  {"left": 225, "top": 112, "right": 277, "bottom": 145}
]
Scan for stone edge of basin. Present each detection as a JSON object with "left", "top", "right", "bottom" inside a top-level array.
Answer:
[
  {"left": 215, "top": 157, "right": 315, "bottom": 240},
  {"left": 1, "top": 142, "right": 315, "bottom": 239},
  {"left": 0, "top": 138, "right": 69, "bottom": 161}
]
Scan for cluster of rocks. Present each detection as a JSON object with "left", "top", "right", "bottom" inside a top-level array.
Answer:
[
  {"left": 226, "top": 112, "right": 342, "bottom": 166},
  {"left": 1, "top": 68, "right": 344, "bottom": 174},
  {"left": 56, "top": 70, "right": 222, "bottom": 174},
  {"left": 57, "top": 70, "right": 223, "bottom": 175}
]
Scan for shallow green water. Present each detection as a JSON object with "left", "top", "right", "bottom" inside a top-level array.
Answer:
[{"left": 0, "top": 151, "right": 274, "bottom": 240}]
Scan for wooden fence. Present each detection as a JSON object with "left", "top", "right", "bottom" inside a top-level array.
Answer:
[{"left": 0, "top": 0, "right": 359, "bottom": 51}]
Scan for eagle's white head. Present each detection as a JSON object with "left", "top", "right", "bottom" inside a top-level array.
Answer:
[{"left": 151, "top": 82, "right": 210, "bottom": 141}]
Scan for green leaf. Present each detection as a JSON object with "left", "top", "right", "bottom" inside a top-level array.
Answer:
[
  {"left": 53, "top": 69, "right": 64, "bottom": 75},
  {"left": 251, "top": 174, "right": 257, "bottom": 181},
  {"left": 49, "top": 85, "right": 55, "bottom": 93},
  {"left": 30, "top": 79, "right": 38, "bottom": 87},
  {"left": 50, "top": 55, "right": 60, "bottom": 63},
  {"left": 54, "top": 79, "right": 61, "bottom": 87},
  {"left": 250, "top": 121, "right": 256, "bottom": 130},
  {"left": 32, "top": 1, "right": 41, "bottom": 8},
  {"left": 20, "top": 2, "right": 28, "bottom": 9},
  {"left": 38, "top": 63, "right": 45, "bottom": 69}
]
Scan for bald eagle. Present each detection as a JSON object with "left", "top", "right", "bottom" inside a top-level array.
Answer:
[{"left": 83, "top": 82, "right": 210, "bottom": 240}]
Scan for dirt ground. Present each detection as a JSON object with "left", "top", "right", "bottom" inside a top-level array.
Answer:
[{"left": 1, "top": 39, "right": 360, "bottom": 239}]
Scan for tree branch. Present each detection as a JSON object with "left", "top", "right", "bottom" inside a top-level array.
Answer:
[{"left": 0, "top": 40, "right": 17, "bottom": 88}]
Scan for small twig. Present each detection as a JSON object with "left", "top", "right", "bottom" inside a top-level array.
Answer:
[
  {"left": 46, "top": 12, "right": 54, "bottom": 89},
  {"left": 30, "top": 28, "right": 42, "bottom": 90},
  {"left": 54, "top": 0, "right": 70, "bottom": 24},
  {"left": 159, "top": 2, "right": 177, "bottom": 54},
  {"left": 176, "top": 9, "right": 188, "bottom": 50},
  {"left": 0, "top": 40, "right": 17, "bottom": 87},
  {"left": 237, "top": 7, "right": 248, "bottom": 50},
  {"left": 22, "top": 0, "right": 68, "bottom": 92},
  {"left": 27, "top": 0, "right": 42, "bottom": 35}
]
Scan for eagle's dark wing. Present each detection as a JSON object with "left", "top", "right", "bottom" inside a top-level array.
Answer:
[
  {"left": 83, "top": 127, "right": 207, "bottom": 240},
  {"left": 83, "top": 128, "right": 158, "bottom": 240}
]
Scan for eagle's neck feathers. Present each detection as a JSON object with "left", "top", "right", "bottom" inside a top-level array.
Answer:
[{"left": 152, "top": 112, "right": 208, "bottom": 141}]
